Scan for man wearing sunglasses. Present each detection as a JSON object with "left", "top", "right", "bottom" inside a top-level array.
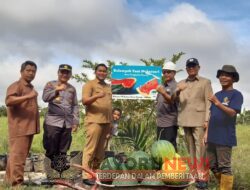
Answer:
[
  {"left": 175, "top": 58, "right": 213, "bottom": 189},
  {"left": 156, "top": 61, "right": 178, "bottom": 151}
]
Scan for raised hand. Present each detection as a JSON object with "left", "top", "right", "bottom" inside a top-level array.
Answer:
[
  {"left": 55, "top": 84, "right": 66, "bottom": 91},
  {"left": 177, "top": 83, "right": 187, "bottom": 92},
  {"left": 96, "top": 91, "right": 106, "bottom": 98},
  {"left": 156, "top": 85, "right": 165, "bottom": 94},
  {"left": 208, "top": 95, "right": 220, "bottom": 106},
  {"left": 27, "top": 89, "right": 38, "bottom": 99}
]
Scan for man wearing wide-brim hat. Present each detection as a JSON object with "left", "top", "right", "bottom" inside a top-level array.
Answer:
[{"left": 204, "top": 65, "right": 243, "bottom": 189}]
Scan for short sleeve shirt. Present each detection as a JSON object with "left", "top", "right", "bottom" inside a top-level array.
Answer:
[
  {"left": 82, "top": 79, "right": 112, "bottom": 123},
  {"left": 5, "top": 79, "right": 40, "bottom": 138},
  {"left": 156, "top": 79, "right": 178, "bottom": 127},
  {"left": 207, "top": 89, "right": 243, "bottom": 146}
]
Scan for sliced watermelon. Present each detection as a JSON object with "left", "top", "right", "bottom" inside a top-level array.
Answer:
[
  {"left": 112, "top": 78, "right": 136, "bottom": 94},
  {"left": 136, "top": 78, "right": 159, "bottom": 96},
  {"left": 111, "top": 78, "right": 136, "bottom": 88}
]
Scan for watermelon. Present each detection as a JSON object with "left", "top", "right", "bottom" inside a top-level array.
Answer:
[
  {"left": 99, "top": 157, "right": 120, "bottom": 171},
  {"left": 119, "top": 163, "right": 128, "bottom": 171},
  {"left": 141, "top": 172, "right": 165, "bottom": 186},
  {"left": 112, "top": 78, "right": 136, "bottom": 88},
  {"left": 151, "top": 140, "right": 176, "bottom": 165},
  {"left": 126, "top": 151, "right": 154, "bottom": 171},
  {"left": 98, "top": 157, "right": 121, "bottom": 184},
  {"left": 112, "top": 78, "right": 136, "bottom": 94},
  {"left": 161, "top": 156, "right": 190, "bottom": 185},
  {"left": 136, "top": 78, "right": 159, "bottom": 97},
  {"left": 112, "top": 173, "right": 138, "bottom": 186}
]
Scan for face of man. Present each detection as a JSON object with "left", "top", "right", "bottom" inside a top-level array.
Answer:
[
  {"left": 186, "top": 64, "right": 200, "bottom": 78},
  {"left": 112, "top": 110, "right": 121, "bottom": 121},
  {"left": 219, "top": 72, "right": 234, "bottom": 88},
  {"left": 162, "top": 70, "right": 176, "bottom": 82},
  {"left": 95, "top": 66, "right": 108, "bottom": 81},
  {"left": 21, "top": 65, "right": 37, "bottom": 83},
  {"left": 58, "top": 70, "right": 71, "bottom": 83}
]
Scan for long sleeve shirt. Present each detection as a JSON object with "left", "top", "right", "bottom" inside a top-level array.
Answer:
[{"left": 42, "top": 80, "right": 79, "bottom": 128}]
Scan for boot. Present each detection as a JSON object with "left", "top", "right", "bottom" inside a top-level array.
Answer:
[
  {"left": 214, "top": 173, "right": 221, "bottom": 184},
  {"left": 220, "top": 174, "right": 233, "bottom": 190}
]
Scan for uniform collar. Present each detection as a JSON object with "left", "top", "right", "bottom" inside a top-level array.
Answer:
[
  {"left": 94, "top": 78, "right": 107, "bottom": 85},
  {"left": 19, "top": 78, "right": 33, "bottom": 87},
  {"left": 164, "top": 79, "right": 176, "bottom": 86},
  {"left": 186, "top": 75, "right": 200, "bottom": 82}
]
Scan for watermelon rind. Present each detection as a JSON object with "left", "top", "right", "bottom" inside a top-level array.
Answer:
[
  {"left": 136, "top": 78, "right": 159, "bottom": 97},
  {"left": 151, "top": 140, "right": 176, "bottom": 165},
  {"left": 112, "top": 173, "right": 138, "bottom": 186},
  {"left": 111, "top": 78, "right": 136, "bottom": 88}
]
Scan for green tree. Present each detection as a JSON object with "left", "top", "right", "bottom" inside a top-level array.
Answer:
[
  {"left": 0, "top": 105, "right": 7, "bottom": 117},
  {"left": 237, "top": 108, "right": 250, "bottom": 125}
]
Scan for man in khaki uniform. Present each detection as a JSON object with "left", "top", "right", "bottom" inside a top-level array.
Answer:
[
  {"left": 5, "top": 61, "right": 40, "bottom": 186},
  {"left": 175, "top": 58, "right": 212, "bottom": 189},
  {"left": 82, "top": 63, "right": 112, "bottom": 185}
]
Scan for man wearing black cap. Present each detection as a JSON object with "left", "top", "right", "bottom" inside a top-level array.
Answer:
[
  {"left": 174, "top": 58, "right": 213, "bottom": 189},
  {"left": 42, "top": 64, "right": 79, "bottom": 168},
  {"left": 204, "top": 65, "right": 243, "bottom": 190}
]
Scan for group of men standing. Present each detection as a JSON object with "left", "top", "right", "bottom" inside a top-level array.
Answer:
[
  {"left": 4, "top": 61, "right": 111, "bottom": 187},
  {"left": 156, "top": 58, "right": 243, "bottom": 189},
  {"left": 4, "top": 58, "right": 243, "bottom": 190}
]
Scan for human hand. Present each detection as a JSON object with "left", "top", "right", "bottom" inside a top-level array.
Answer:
[
  {"left": 106, "top": 133, "right": 111, "bottom": 139},
  {"left": 202, "top": 131, "right": 208, "bottom": 146},
  {"left": 27, "top": 89, "right": 38, "bottom": 99},
  {"left": 96, "top": 91, "right": 106, "bottom": 98},
  {"left": 72, "top": 125, "right": 78, "bottom": 132},
  {"left": 177, "top": 83, "right": 187, "bottom": 92},
  {"left": 208, "top": 95, "right": 220, "bottom": 106},
  {"left": 55, "top": 84, "right": 66, "bottom": 92},
  {"left": 203, "top": 121, "right": 208, "bottom": 128},
  {"left": 156, "top": 85, "right": 165, "bottom": 94}
]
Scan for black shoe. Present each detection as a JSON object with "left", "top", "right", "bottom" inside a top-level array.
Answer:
[
  {"left": 82, "top": 179, "right": 96, "bottom": 186},
  {"left": 196, "top": 181, "right": 208, "bottom": 189}
]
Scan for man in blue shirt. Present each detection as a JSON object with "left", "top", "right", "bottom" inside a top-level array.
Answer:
[{"left": 204, "top": 65, "right": 243, "bottom": 190}]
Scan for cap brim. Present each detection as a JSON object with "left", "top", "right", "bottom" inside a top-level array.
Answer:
[
  {"left": 186, "top": 63, "right": 199, "bottom": 67},
  {"left": 59, "top": 68, "right": 71, "bottom": 71}
]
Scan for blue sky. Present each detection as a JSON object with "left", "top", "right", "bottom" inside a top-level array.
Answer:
[
  {"left": 127, "top": 0, "right": 250, "bottom": 41},
  {"left": 0, "top": 0, "right": 249, "bottom": 108}
]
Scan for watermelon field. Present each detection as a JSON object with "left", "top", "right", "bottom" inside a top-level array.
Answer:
[{"left": 1, "top": 116, "right": 250, "bottom": 189}]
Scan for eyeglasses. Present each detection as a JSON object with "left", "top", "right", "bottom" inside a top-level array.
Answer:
[{"left": 162, "top": 70, "right": 173, "bottom": 74}]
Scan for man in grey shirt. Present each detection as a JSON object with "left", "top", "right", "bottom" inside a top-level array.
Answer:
[
  {"left": 156, "top": 61, "right": 178, "bottom": 150},
  {"left": 42, "top": 64, "right": 79, "bottom": 164}
]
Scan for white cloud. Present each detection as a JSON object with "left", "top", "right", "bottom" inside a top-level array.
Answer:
[{"left": 0, "top": 1, "right": 249, "bottom": 109}]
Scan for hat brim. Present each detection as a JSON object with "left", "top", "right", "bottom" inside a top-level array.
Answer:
[
  {"left": 216, "top": 70, "right": 239, "bottom": 82},
  {"left": 186, "top": 62, "right": 199, "bottom": 67},
  {"left": 59, "top": 68, "right": 72, "bottom": 71}
]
